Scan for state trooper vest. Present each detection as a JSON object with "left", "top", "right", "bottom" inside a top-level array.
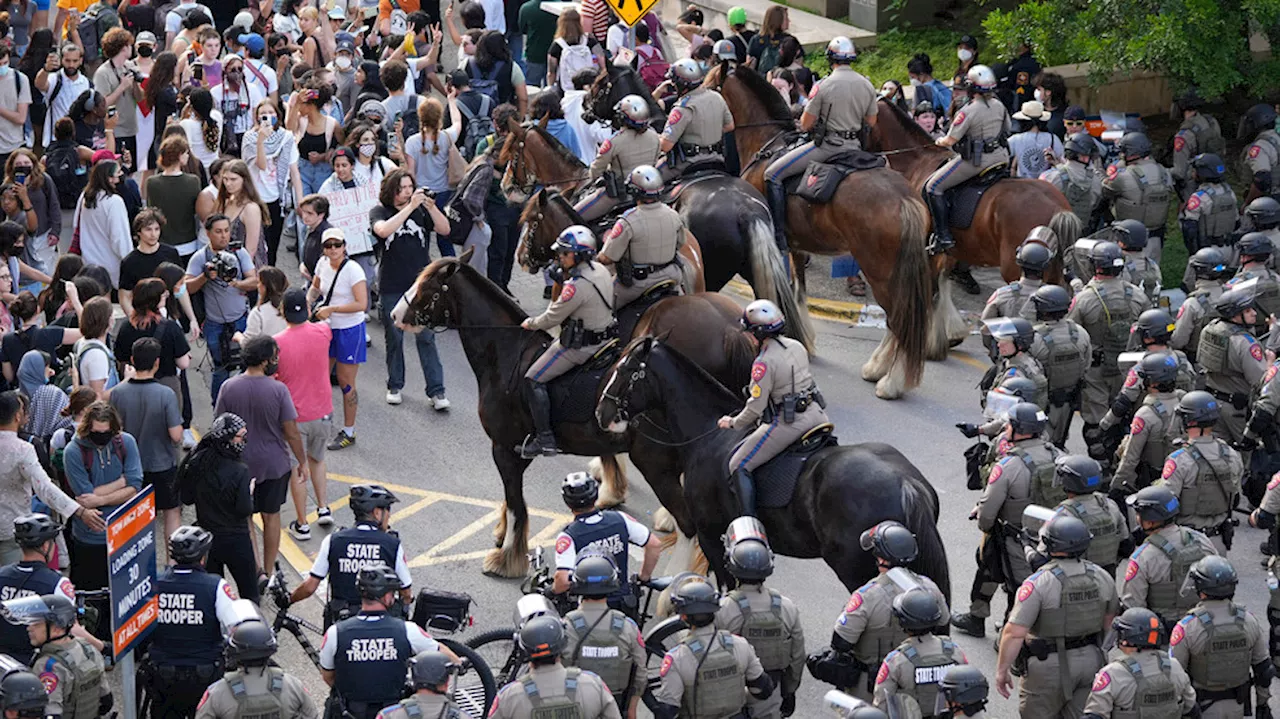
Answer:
[
  {"left": 1187, "top": 293, "right": 1220, "bottom": 361},
  {"left": 0, "top": 561, "right": 64, "bottom": 665},
  {"left": 333, "top": 613, "right": 413, "bottom": 706},
  {"left": 1139, "top": 398, "right": 1175, "bottom": 467},
  {"left": 681, "top": 631, "right": 745, "bottom": 718},
  {"left": 1031, "top": 564, "right": 1106, "bottom": 642},
  {"left": 1177, "top": 443, "right": 1235, "bottom": 519},
  {"left": 150, "top": 566, "right": 224, "bottom": 666},
  {"left": 1145, "top": 529, "right": 1209, "bottom": 622},
  {"left": 392, "top": 696, "right": 464, "bottom": 719},
  {"left": 1199, "top": 185, "right": 1237, "bottom": 241},
  {"left": 1197, "top": 320, "right": 1243, "bottom": 375},
  {"left": 727, "top": 589, "right": 789, "bottom": 671},
  {"left": 521, "top": 668, "right": 585, "bottom": 719},
  {"left": 900, "top": 638, "right": 958, "bottom": 719},
  {"left": 562, "top": 511, "right": 631, "bottom": 599},
  {"left": 1006, "top": 354, "right": 1049, "bottom": 409},
  {"left": 1089, "top": 283, "right": 1137, "bottom": 368},
  {"left": 1126, "top": 256, "right": 1163, "bottom": 300},
  {"left": 1063, "top": 167, "right": 1099, "bottom": 224},
  {"left": 327, "top": 524, "right": 402, "bottom": 608},
  {"left": 1006, "top": 444, "right": 1066, "bottom": 519},
  {"left": 565, "top": 609, "right": 632, "bottom": 696},
  {"left": 1034, "top": 322, "right": 1089, "bottom": 392},
  {"left": 852, "top": 575, "right": 910, "bottom": 666},
  {"left": 225, "top": 668, "right": 286, "bottom": 719},
  {"left": 1116, "top": 162, "right": 1173, "bottom": 230},
  {"left": 1188, "top": 115, "right": 1227, "bottom": 159},
  {"left": 1113, "top": 655, "right": 1180, "bottom": 719},
  {"left": 1058, "top": 494, "right": 1122, "bottom": 569},
  {"left": 1186, "top": 604, "right": 1252, "bottom": 691},
  {"left": 38, "top": 639, "right": 103, "bottom": 719}
]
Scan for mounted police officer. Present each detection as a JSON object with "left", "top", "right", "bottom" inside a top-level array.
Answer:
[
  {"left": 982, "top": 237, "right": 1051, "bottom": 320},
  {"left": 521, "top": 226, "right": 617, "bottom": 458},
  {"left": 1229, "top": 232, "right": 1280, "bottom": 328},
  {"left": 813, "top": 521, "right": 949, "bottom": 701},
  {"left": 0, "top": 516, "right": 76, "bottom": 666},
  {"left": 1172, "top": 247, "right": 1228, "bottom": 361},
  {"left": 980, "top": 317, "right": 1048, "bottom": 410},
  {"left": 1101, "top": 132, "right": 1174, "bottom": 263},
  {"left": 718, "top": 299, "right": 829, "bottom": 518},
  {"left": 1114, "top": 220, "right": 1162, "bottom": 302},
  {"left": 1179, "top": 153, "right": 1239, "bottom": 263},
  {"left": 939, "top": 665, "right": 990, "bottom": 719},
  {"left": 196, "top": 618, "right": 318, "bottom": 719},
  {"left": 552, "top": 472, "right": 661, "bottom": 617},
  {"left": 1082, "top": 607, "right": 1197, "bottom": 719},
  {"left": 657, "top": 58, "right": 735, "bottom": 182},
  {"left": 1158, "top": 391, "right": 1243, "bottom": 554},
  {"left": 375, "top": 651, "right": 465, "bottom": 719},
  {"left": 1029, "top": 284, "right": 1092, "bottom": 447},
  {"left": 491, "top": 616, "right": 621, "bottom": 718},
  {"left": 654, "top": 576, "right": 773, "bottom": 719},
  {"left": 1198, "top": 287, "right": 1267, "bottom": 469},
  {"left": 1239, "top": 103, "right": 1280, "bottom": 205},
  {"left": 287, "top": 485, "right": 412, "bottom": 628},
  {"left": 1121, "top": 486, "right": 1218, "bottom": 629},
  {"left": 146, "top": 526, "right": 241, "bottom": 718},
  {"left": 1053, "top": 455, "right": 1131, "bottom": 577},
  {"left": 1042, "top": 132, "right": 1105, "bottom": 231},
  {"left": 318, "top": 564, "right": 446, "bottom": 719},
  {"left": 597, "top": 165, "right": 687, "bottom": 310},
  {"left": 715, "top": 519, "right": 804, "bottom": 719},
  {"left": 873, "top": 591, "right": 968, "bottom": 719},
  {"left": 2, "top": 594, "right": 108, "bottom": 719},
  {"left": 560, "top": 553, "right": 644, "bottom": 716},
  {"left": 925, "top": 64, "right": 1011, "bottom": 255},
  {"left": 1169, "top": 556, "right": 1273, "bottom": 719},
  {"left": 1069, "top": 240, "right": 1153, "bottom": 457},
  {"left": 952, "top": 403, "right": 1061, "bottom": 639},
  {"left": 1112, "top": 352, "right": 1185, "bottom": 497},
  {"left": 1171, "top": 91, "right": 1226, "bottom": 202},
  {"left": 576, "top": 95, "right": 662, "bottom": 223},
  {"left": 994, "top": 513, "right": 1118, "bottom": 718},
  {"left": 0, "top": 659, "right": 48, "bottom": 719},
  {"left": 763, "top": 36, "right": 877, "bottom": 251}
]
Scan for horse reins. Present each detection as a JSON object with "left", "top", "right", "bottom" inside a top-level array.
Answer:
[
  {"left": 508, "top": 129, "right": 589, "bottom": 193},
  {"left": 600, "top": 358, "right": 722, "bottom": 447}
]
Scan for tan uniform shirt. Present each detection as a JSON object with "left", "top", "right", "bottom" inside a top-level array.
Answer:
[
  {"left": 526, "top": 260, "right": 615, "bottom": 333},
  {"left": 716, "top": 585, "right": 806, "bottom": 695},
  {"left": 978, "top": 440, "right": 1052, "bottom": 531},
  {"left": 731, "top": 336, "right": 817, "bottom": 430},
  {"left": 1101, "top": 157, "right": 1175, "bottom": 230},
  {"left": 1082, "top": 650, "right": 1196, "bottom": 717},
  {"left": 1157, "top": 435, "right": 1243, "bottom": 530},
  {"left": 1246, "top": 129, "right": 1280, "bottom": 178},
  {"left": 655, "top": 625, "right": 765, "bottom": 713},
  {"left": 1172, "top": 113, "right": 1224, "bottom": 189},
  {"left": 375, "top": 693, "right": 464, "bottom": 719},
  {"left": 600, "top": 203, "right": 685, "bottom": 266},
  {"left": 1181, "top": 183, "right": 1239, "bottom": 241},
  {"left": 1113, "top": 391, "right": 1182, "bottom": 491},
  {"left": 946, "top": 96, "right": 1010, "bottom": 145},
  {"left": 1202, "top": 321, "right": 1267, "bottom": 397},
  {"left": 1008, "top": 557, "right": 1119, "bottom": 633},
  {"left": 34, "top": 638, "right": 108, "bottom": 719},
  {"left": 561, "top": 603, "right": 645, "bottom": 702},
  {"left": 661, "top": 87, "right": 733, "bottom": 149},
  {"left": 1169, "top": 598, "right": 1270, "bottom": 708},
  {"left": 1171, "top": 282, "right": 1223, "bottom": 356},
  {"left": 832, "top": 570, "right": 951, "bottom": 658},
  {"left": 806, "top": 66, "right": 878, "bottom": 139},
  {"left": 872, "top": 635, "right": 968, "bottom": 715},
  {"left": 589, "top": 127, "right": 661, "bottom": 181},
  {"left": 196, "top": 669, "right": 319, "bottom": 719},
  {"left": 982, "top": 278, "right": 1041, "bottom": 321},
  {"left": 1040, "top": 160, "right": 1103, "bottom": 224},
  {"left": 490, "top": 663, "right": 621, "bottom": 719},
  {"left": 1103, "top": 350, "right": 1196, "bottom": 430},
  {"left": 1119, "top": 524, "right": 1217, "bottom": 613}
]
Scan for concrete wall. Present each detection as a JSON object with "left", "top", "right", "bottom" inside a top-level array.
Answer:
[
  {"left": 1049, "top": 63, "right": 1173, "bottom": 117},
  {"left": 657, "top": 0, "right": 877, "bottom": 49}
]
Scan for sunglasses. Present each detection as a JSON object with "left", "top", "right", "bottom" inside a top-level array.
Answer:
[
  {"left": 323, "top": 241, "right": 345, "bottom": 249},
  {"left": 1064, "top": 120, "right": 1085, "bottom": 126}
]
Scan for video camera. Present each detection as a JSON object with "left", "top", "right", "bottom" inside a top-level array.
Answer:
[{"left": 204, "top": 250, "right": 240, "bottom": 283}]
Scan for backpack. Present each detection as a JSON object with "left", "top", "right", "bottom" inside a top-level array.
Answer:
[
  {"left": 554, "top": 37, "right": 594, "bottom": 92},
  {"left": 78, "top": 2, "right": 122, "bottom": 59},
  {"left": 77, "top": 434, "right": 126, "bottom": 480},
  {"left": 467, "top": 60, "right": 505, "bottom": 105},
  {"left": 456, "top": 93, "right": 494, "bottom": 161},
  {"left": 44, "top": 142, "right": 88, "bottom": 210},
  {"left": 756, "top": 36, "right": 782, "bottom": 74},
  {"left": 123, "top": 2, "right": 155, "bottom": 35},
  {"left": 396, "top": 94, "right": 421, "bottom": 141},
  {"left": 636, "top": 44, "right": 668, "bottom": 91}
]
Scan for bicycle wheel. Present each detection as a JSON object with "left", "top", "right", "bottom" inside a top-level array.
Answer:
[
  {"left": 464, "top": 628, "right": 525, "bottom": 687},
  {"left": 439, "top": 637, "right": 496, "bottom": 718},
  {"left": 641, "top": 616, "right": 687, "bottom": 710}
]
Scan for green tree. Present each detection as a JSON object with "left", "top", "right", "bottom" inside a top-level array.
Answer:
[{"left": 982, "top": 0, "right": 1280, "bottom": 97}]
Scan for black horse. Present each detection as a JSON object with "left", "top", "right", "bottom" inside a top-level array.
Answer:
[{"left": 596, "top": 336, "right": 951, "bottom": 596}]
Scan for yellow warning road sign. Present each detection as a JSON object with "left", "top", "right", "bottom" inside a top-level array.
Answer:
[{"left": 612, "top": 0, "right": 656, "bottom": 28}]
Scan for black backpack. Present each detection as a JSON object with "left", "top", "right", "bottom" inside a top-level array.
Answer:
[{"left": 45, "top": 141, "right": 87, "bottom": 209}]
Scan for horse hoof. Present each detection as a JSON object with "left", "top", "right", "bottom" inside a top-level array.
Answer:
[
  {"left": 653, "top": 507, "right": 676, "bottom": 533},
  {"left": 861, "top": 364, "right": 885, "bottom": 382},
  {"left": 875, "top": 377, "right": 905, "bottom": 400},
  {"left": 948, "top": 337, "right": 965, "bottom": 349},
  {"left": 483, "top": 547, "right": 530, "bottom": 578}
]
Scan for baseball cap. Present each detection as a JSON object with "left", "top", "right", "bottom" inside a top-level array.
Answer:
[
  {"left": 447, "top": 69, "right": 470, "bottom": 88},
  {"left": 726, "top": 6, "right": 747, "bottom": 26},
  {"left": 238, "top": 33, "right": 265, "bottom": 55},
  {"left": 331, "top": 146, "right": 357, "bottom": 164},
  {"left": 233, "top": 11, "right": 254, "bottom": 31},
  {"left": 335, "top": 32, "right": 356, "bottom": 54},
  {"left": 282, "top": 288, "right": 309, "bottom": 324},
  {"left": 91, "top": 149, "right": 120, "bottom": 165},
  {"left": 1064, "top": 105, "right": 1087, "bottom": 121},
  {"left": 958, "top": 34, "right": 978, "bottom": 50},
  {"left": 135, "top": 31, "right": 158, "bottom": 46},
  {"left": 322, "top": 228, "right": 346, "bottom": 244},
  {"left": 328, "top": 6, "right": 346, "bottom": 19}
]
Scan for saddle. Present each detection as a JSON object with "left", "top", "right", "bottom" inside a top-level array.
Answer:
[
  {"left": 937, "top": 163, "right": 1010, "bottom": 230},
  {"left": 586, "top": 171, "right": 724, "bottom": 237},
  {"left": 546, "top": 340, "right": 622, "bottom": 425},
  {"left": 791, "top": 150, "right": 888, "bottom": 204},
  {"left": 615, "top": 280, "right": 681, "bottom": 338},
  {"left": 752, "top": 423, "right": 839, "bottom": 508}
]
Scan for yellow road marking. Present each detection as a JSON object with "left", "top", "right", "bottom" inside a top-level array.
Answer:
[
  {"left": 950, "top": 350, "right": 988, "bottom": 371},
  {"left": 407, "top": 508, "right": 502, "bottom": 568}
]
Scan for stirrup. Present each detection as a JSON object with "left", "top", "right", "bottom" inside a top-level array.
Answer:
[
  {"left": 925, "top": 233, "right": 954, "bottom": 256},
  {"left": 516, "top": 434, "right": 559, "bottom": 459}
]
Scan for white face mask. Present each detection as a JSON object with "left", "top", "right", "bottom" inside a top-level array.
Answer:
[
  {"left": 335, "top": 55, "right": 352, "bottom": 70},
  {"left": 1034, "top": 88, "right": 1044, "bottom": 103},
  {"left": 359, "top": 143, "right": 376, "bottom": 157},
  {"left": 957, "top": 48, "right": 973, "bottom": 62},
  {"left": 909, "top": 77, "right": 922, "bottom": 87}
]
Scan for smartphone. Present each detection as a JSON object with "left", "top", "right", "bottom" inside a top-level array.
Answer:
[
  {"left": 192, "top": 63, "right": 204, "bottom": 82},
  {"left": 107, "top": 105, "right": 118, "bottom": 118},
  {"left": 14, "top": 171, "right": 27, "bottom": 185}
]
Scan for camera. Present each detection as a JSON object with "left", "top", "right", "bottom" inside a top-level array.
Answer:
[
  {"left": 218, "top": 327, "right": 243, "bottom": 372},
  {"left": 204, "top": 251, "right": 240, "bottom": 283}
]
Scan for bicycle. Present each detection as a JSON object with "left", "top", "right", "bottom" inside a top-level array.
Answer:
[{"left": 265, "top": 566, "right": 498, "bottom": 718}]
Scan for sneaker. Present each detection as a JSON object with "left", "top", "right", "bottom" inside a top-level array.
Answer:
[
  {"left": 181, "top": 428, "right": 196, "bottom": 450},
  {"left": 543, "top": 286, "right": 554, "bottom": 300},
  {"left": 366, "top": 331, "right": 372, "bottom": 347},
  {"left": 386, "top": 390, "right": 403, "bottom": 405},
  {"left": 327, "top": 431, "right": 355, "bottom": 451},
  {"left": 288, "top": 521, "right": 311, "bottom": 540},
  {"left": 950, "top": 612, "right": 986, "bottom": 638},
  {"left": 429, "top": 394, "right": 451, "bottom": 411},
  {"left": 316, "top": 507, "right": 334, "bottom": 527}
]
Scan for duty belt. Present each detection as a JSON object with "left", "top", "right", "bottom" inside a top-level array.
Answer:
[
  {"left": 1208, "top": 388, "right": 1250, "bottom": 410},
  {"left": 829, "top": 129, "right": 860, "bottom": 140},
  {"left": 1196, "top": 683, "right": 1249, "bottom": 704},
  {"left": 582, "top": 324, "right": 619, "bottom": 345},
  {"left": 680, "top": 141, "right": 724, "bottom": 156},
  {"left": 632, "top": 257, "right": 679, "bottom": 280},
  {"left": 1026, "top": 633, "right": 1101, "bottom": 656}
]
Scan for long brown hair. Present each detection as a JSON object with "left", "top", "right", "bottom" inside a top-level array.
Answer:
[
  {"left": 216, "top": 160, "right": 272, "bottom": 227},
  {"left": 417, "top": 98, "right": 444, "bottom": 154},
  {"left": 76, "top": 401, "right": 121, "bottom": 438},
  {"left": 3, "top": 150, "right": 44, "bottom": 191},
  {"left": 554, "top": 8, "right": 584, "bottom": 44},
  {"left": 760, "top": 6, "right": 787, "bottom": 37},
  {"left": 129, "top": 277, "right": 167, "bottom": 329}
]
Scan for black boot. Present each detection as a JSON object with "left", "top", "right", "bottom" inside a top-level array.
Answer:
[
  {"left": 520, "top": 380, "right": 558, "bottom": 458},
  {"left": 949, "top": 263, "right": 981, "bottom": 295},
  {"left": 730, "top": 467, "right": 758, "bottom": 518},
  {"left": 766, "top": 180, "right": 789, "bottom": 253},
  {"left": 925, "top": 194, "right": 954, "bottom": 256},
  {"left": 950, "top": 612, "right": 986, "bottom": 638}
]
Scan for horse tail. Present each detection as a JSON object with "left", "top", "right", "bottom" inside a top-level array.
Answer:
[
  {"left": 900, "top": 477, "right": 951, "bottom": 606},
  {"left": 1048, "top": 210, "right": 1082, "bottom": 274},
  {"left": 885, "top": 198, "right": 932, "bottom": 388},
  {"left": 745, "top": 215, "right": 816, "bottom": 353}
]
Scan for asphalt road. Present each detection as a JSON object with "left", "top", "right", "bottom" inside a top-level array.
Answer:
[{"left": 166, "top": 254, "right": 1279, "bottom": 719}]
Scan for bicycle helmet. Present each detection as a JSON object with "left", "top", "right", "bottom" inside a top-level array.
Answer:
[
  {"left": 561, "top": 472, "right": 599, "bottom": 510},
  {"left": 356, "top": 562, "right": 403, "bottom": 600},
  {"left": 349, "top": 484, "right": 398, "bottom": 519},
  {"left": 742, "top": 299, "right": 786, "bottom": 337},
  {"left": 169, "top": 525, "right": 213, "bottom": 565},
  {"left": 12, "top": 514, "right": 60, "bottom": 550}
]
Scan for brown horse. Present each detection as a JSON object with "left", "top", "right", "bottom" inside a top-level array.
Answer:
[
  {"left": 865, "top": 98, "right": 1082, "bottom": 358},
  {"left": 709, "top": 63, "right": 933, "bottom": 398}
]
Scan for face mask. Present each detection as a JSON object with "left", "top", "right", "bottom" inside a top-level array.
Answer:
[
  {"left": 957, "top": 48, "right": 973, "bottom": 62},
  {"left": 359, "top": 143, "right": 376, "bottom": 157},
  {"left": 228, "top": 439, "right": 246, "bottom": 458},
  {"left": 335, "top": 55, "right": 352, "bottom": 70},
  {"left": 175, "top": 283, "right": 187, "bottom": 298},
  {"left": 909, "top": 77, "right": 921, "bottom": 87},
  {"left": 1034, "top": 88, "right": 1044, "bottom": 103},
  {"left": 265, "top": 359, "right": 279, "bottom": 376},
  {"left": 138, "top": 45, "right": 154, "bottom": 57},
  {"left": 88, "top": 430, "right": 114, "bottom": 447},
  {"left": 0, "top": 67, "right": 10, "bottom": 78},
  {"left": 227, "top": 70, "right": 243, "bottom": 81}
]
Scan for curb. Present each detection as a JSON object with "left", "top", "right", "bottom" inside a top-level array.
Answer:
[{"left": 724, "top": 280, "right": 887, "bottom": 328}]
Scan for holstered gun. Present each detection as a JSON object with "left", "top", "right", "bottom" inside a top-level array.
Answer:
[
  {"left": 617, "top": 255, "right": 636, "bottom": 287},
  {"left": 603, "top": 170, "right": 624, "bottom": 199}
]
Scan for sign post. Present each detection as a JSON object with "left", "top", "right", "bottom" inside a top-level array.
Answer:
[{"left": 107, "top": 487, "right": 158, "bottom": 719}]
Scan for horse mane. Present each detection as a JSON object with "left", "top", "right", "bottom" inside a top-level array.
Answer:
[
  {"left": 517, "top": 189, "right": 586, "bottom": 227},
  {"left": 649, "top": 339, "right": 742, "bottom": 406},
  {"left": 530, "top": 125, "right": 586, "bottom": 170},
  {"left": 417, "top": 257, "right": 529, "bottom": 320},
  {"left": 729, "top": 64, "right": 793, "bottom": 124},
  {"left": 878, "top": 97, "right": 937, "bottom": 146}
]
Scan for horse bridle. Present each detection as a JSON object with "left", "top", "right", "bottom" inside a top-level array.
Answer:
[
  {"left": 600, "top": 357, "right": 646, "bottom": 423},
  {"left": 411, "top": 281, "right": 454, "bottom": 332},
  {"left": 506, "top": 126, "right": 589, "bottom": 194}
]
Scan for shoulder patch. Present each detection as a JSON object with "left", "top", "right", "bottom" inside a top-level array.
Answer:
[
  {"left": 1130, "top": 416, "right": 1145, "bottom": 435},
  {"left": 659, "top": 653, "right": 674, "bottom": 677},
  {"left": 1124, "top": 558, "right": 1140, "bottom": 581},
  {"left": 667, "top": 108, "right": 683, "bottom": 126},
  {"left": 555, "top": 535, "right": 572, "bottom": 554},
  {"left": 198, "top": 689, "right": 210, "bottom": 710},
  {"left": 752, "top": 361, "right": 767, "bottom": 381},
  {"left": 875, "top": 661, "right": 891, "bottom": 685},
  {"left": 1251, "top": 145, "right": 1262, "bottom": 159},
  {"left": 1265, "top": 364, "right": 1279, "bottom": 384},
  {"left": 1016, "top": 580, "right": 1035, "bottom": 602},
  {"left": 988, "top": 463, "right": 1004, "bottom": 484},
  {"left": 1107, "top": 164, "right": 1118, "bottom": 179},
  {"left": 1092, "top": 670, "right": 1111, "bottom": 692},
  {"left": 223, "top": 583, "right": 237, "bottom": 600},
  {"left": 1161, "top": 458, "right": 1178, "bottom": 480},
  {"left": 1170, "top": 622, "right": 1185, "bottom": 646},
  {"left": 1186, "top": 194, "right": 1201, "bottom": 212},
  {"left": 39, "top": 672, "right": 56, "bottom": 694},
  {"left": 953, "top": 111, "right": 965, "bottom": 127},
  {"left": 598, "top": 139, "right": 612, "bottom": 154},
  {"left": 58, "top": 580, "right": 74, "bottom": 600},
  {"left": 1252, "top": 343, "right": 1265, "bottom": 362},
  {"left": 606, "top": 220, "right": 624, "bottom": 241},
  {"left": 844, "top": 592, "right": 863, "bottom": 613},
  {"left": 1174, "top": 135, "right": 1186, "bottom": 152},
  {"left": 1177, "top": 304, "right": 1187, "bottom": 320},
  {"left": 1123, "top": 368, "right": 1139, "bottom": 388},
  {"left": 559, "top": 283, "right": 576, "bottom": 302},
  {"left": 1268, "top": 472, "right": 1280, "bottom": 490}
]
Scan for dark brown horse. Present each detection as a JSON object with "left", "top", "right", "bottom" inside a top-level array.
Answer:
[
  {"left": 402, "top": 251, "right": 755, "bottom": 577},
  {"left": 709, "top": 63, "right": 933, "bottom": 398},
  {"left": 865, "top": 98, "right": 1082, "bottom": 357}
]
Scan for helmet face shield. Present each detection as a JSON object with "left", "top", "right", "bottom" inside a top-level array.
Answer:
[{"left": 0, "top": 597, "right": 51, "bottom": 627}]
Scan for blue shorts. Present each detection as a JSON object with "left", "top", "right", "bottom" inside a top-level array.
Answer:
[{"left": 329, "top": 323, "right": 367, "bottom": 365}]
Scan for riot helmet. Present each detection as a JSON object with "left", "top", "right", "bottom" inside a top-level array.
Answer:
[
  {"left": 670, "top": 576, "right": 721, "bottom": 625},
  {"left": 0, "top": 669, "right": 48, "bottom": 717},
  {"left": 1054, "top": 455, "right": 1104, "bottom": 495},
  {"left": 939, "top": 665, "right": 989, "bottom": 711},
  {"left": 1175, "top": 390, "right": 1221, "bottom": 428},
  {"left": 1015, "top": 241, "right": 1053, "bottom": 273},
  {"left": 890, "top": 589, "right": 942, "bottom": 633},
  {"left": 227, "top": 618, "right": 279, "bottom": 665},
  {"left": 1188, "top": 555, "right": 1238, "bottom": 599},
  {"left": 1237, "top": 231, "right": 1275, "bottom": 261},
  {"left": 1126, "top": 486, "right": 1180, "bottom": 524},
  {"left": 1135, "top": 351, "right": 1179, "bottom": 389},
  {"left": 519, "top": 616, "right": 567, "bottom": 661},
  {"left": 1007, "top": 402, "right": 1048, "bottom": 436},
  {"left": 1116, "top": 132, "right": 1152, "bottom": 160},
  {"left": 1134, "top": 309, "right": 1175, "bottom": 345},
  {"left": 570, "top": 553, "right": 621, "bottom": 598},
  {"left": 1031, "top": 284, "right": 1072, "bottom": 319},
  {"left": 1113, "top": 607, "right": 1166, "bottom": 649},
  {"left": 981, "top": 317, "right": 1035, "bottom": 356},
  {"left": 1039, "top": 513, "right": 1092, "bottom": 558},
  {"left": 858, "top": 520, "right": 919, "bottom": 566},
  {"left": 1214, "top": 287, "right": 1256, "bottom": 319},
  {"left": 1112, "top": 219, "right": 1148, "bottom": 251},
  {"left": 1192, "top": 153, "right": 1226, "bottom": 183},
  {"left": 1188, "top": 247, "right": 1228, "bottom": 280},
  {"left": 409, "top": 650, "right": 457, "bottom": 690},
  {"left": 1089, "top": 240, "right": 1124, "bottom": 276},
  {"left": 356, "top": 562, "right": 403, "bottom": 601},
  {"left": 1063, "top": 132, "right": 1094, "bottom": 162},
  {"left": 724, "top": 517, "right": 774, "bottom": 581},
  {"left": 1237, "top": 103, "right": 1278, "bottom": 142},
  {"left": 1245, "top": 197, "right": 1280, "bottom": 229}
]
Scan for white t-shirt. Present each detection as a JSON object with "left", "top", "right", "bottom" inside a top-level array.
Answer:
[
  {"left": 245, "top": 303, "right": 289, "bottom": 339},
  {"left": 243, "top": 59, "right": 279, "bottom": 97},
  {"left": 241, "top": 130, "right": 299, "bottom": 204},
  {"left": 180, "top": 111, "right": 223, "bottom": 170},
  {"left": 314, "top": 258, "right": 367, "bottom": 330},
  {"left": 210, "top": 82, "right": 266, "bottom": 137},
  {"left": 74, "top": 338, "right": 112, "bottom": 386},
  {"left": 1008, "top": 129, "right": 1064, "bottom": 179},
  {"left": 165, "top": 2, "right": 214, "bottom": 37},
  {"left": 42, "top": 70, "right": 91, "bottom": 138}
]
